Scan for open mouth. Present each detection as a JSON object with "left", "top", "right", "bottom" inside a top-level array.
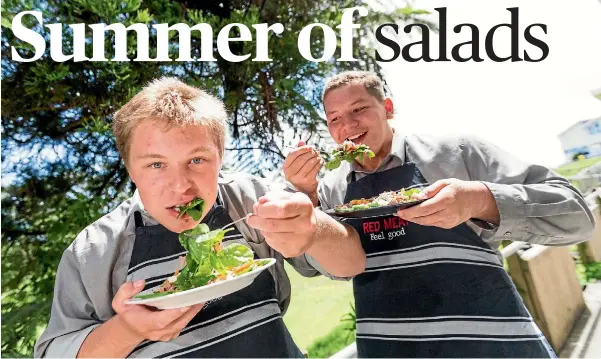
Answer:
[
  {"left": 346, "top": 131, "right": 367, "bottom": 142},
  {"left": 167, "top": 205, "right": 188, "bottom": 218},
  {"left": 167, "top": 198, "right": 205, "bottom": 221}
]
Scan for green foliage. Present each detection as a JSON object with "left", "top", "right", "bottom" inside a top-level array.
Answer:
[
  {"left": 306, "top": 302, "right": 356, "bottom": 358},
  {"left": 555, "top": 156, "right": 601, "bottom": 177},
  {"left": 307, "top": 321, "right": 356, "bottom": 358},
  {"left": 1, "top": 0, "right": 431, "bottom": 356},
  {"left": 584, "top": 262, "right": 601, "bottom": 282},
  {"left": 577, "top": 261, "right": 601, "bottom": 285}
]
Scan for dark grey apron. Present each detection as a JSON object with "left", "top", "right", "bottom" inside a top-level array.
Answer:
[
  {"left": 343, "top": 161, "right": 556, "bottom": 358},
  {"left": 125, "top": 196, "right": 303, "bottom": 358}
]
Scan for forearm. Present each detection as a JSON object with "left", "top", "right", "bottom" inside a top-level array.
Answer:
[
  {"left": 77, "top": 315, "right": 143, "bottom": 358},
  {"left": 308, "top": 191, "right": 319, "bottom": 207},
  {"left": 305, "top": 210, "right": 365, "bottom": 277}
]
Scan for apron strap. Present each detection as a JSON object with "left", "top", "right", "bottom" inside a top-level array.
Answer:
[
  {"left": 350, "top": 171, "right": 357, "bottom": 183},
  {"left": 133, "top": 211, "right": 144, "bottom": 228}
]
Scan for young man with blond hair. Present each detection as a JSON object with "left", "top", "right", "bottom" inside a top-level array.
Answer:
[
  {"left": 285, "top": 71, "right": 594, "bottom": 358},
  {"left": 35, "top": 78, "right": 365, "bottom": 358}
]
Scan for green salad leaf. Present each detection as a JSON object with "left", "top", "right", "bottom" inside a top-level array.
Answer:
[
  {"left": 325, "top": 142, "right": 375, "bottom": 170},
  {"left": 219, "top": 244, "right": 254, "bottom": 267},
  {"left": 134, "top": 217, "right": 260, "bottom": 299},
  {"left": 177, "top": 198, "right": 205, "bottom": 220}
]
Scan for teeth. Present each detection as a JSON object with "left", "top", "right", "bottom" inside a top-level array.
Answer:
[{"left": 348, "top": 132, "right": 366, "bottom": 140}]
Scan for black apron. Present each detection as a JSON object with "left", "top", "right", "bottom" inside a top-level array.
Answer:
[
  {"left": 125, "top": 196, "right": 303, "bottom": 358},
  {"left": 343, "top": 161, "right": 556, "bottom": 358}
]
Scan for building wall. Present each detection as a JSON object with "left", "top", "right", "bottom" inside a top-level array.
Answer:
[{"left": 559, "top": 118, "right": 601, "bottom": 161}]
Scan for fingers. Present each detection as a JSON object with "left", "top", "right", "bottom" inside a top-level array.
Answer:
[
  {"left": 297, "top": 156, "right": 324, "bottom": 178},
  {"left": 404, "top": 210, "right": 458, "bottom": 229},
  {"left": 288, "top": 151, "right": 319, "bottom": 176},
  {"left": 397, "top": 207, "right": 445, "bottom": 225},
  {"left": 261, "top": 232, "right": 310, "bottom": 258},
  {"left": 130, "top": 303, "right": 205, "bottom": 342},
  {"left": 112, "top": 280, "right": 145, "bottom": 311},
  {"left": 307, "top": 158, "right": 324, "bottom": 179},
  {"left": 164, "top": 303, "right": 205, "bottom": 336},
  {"left": 150, "top": 306, "right": 195, "bottom": 329},
  {"left": 397, "top": 194, "right": 447, "bottom": 219},
  {"left": 247, "top": 215, "right": 300, "bottom": 233},
  {"left": 283, "top": 146, "right": 316, "bottom": 173},
  {"left": 421, "top": 179, "right": 451, "bottom": 199},
  {"left": 252, "top": 192, "right": 311, "bottom": 218}
]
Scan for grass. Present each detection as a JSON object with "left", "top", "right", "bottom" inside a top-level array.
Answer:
[
  {"left": 307, "top": 322, "right": 355, "bottom": 358},
  {"left": 283, "top": 262, "right": 355, "bottom": 352},
  {"left": 554, "top": 156, "right": 601, "bottom": 177}
]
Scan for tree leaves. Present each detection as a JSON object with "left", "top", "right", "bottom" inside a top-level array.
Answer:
[{"left": 1, "top": 0, "right": 429, "bottom": 355}]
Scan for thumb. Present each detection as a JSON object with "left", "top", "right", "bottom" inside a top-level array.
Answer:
[
  {"left": 113, "top": 280, "right": 145, "bottom": 308},
  {"left": 421, "top": 180, "right": 450, "bottom": 198},
  {"left": 297, "top": 140, "right": 305, "bottom": 147}
]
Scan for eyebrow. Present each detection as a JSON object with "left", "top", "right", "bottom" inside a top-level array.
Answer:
[
  {"left": 135, "top": 146, "right": 213, "bottom": 160},
  {"left": 185, "top": 146, "right": 213, "bottom": 155},
  {"left": 326, "top": 99, "right": 367, "bottom": 116}
]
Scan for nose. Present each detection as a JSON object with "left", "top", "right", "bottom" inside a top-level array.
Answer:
[
  {"left": 170, "top": 165, "right": 194, "bottom": 193},
  {"left": 340, "top": 115, "right": 359, "bottom": 136}
]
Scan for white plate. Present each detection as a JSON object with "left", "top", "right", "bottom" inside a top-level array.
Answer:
[{"left": 125, "top": 258, "right": 276, "bottom": 310}]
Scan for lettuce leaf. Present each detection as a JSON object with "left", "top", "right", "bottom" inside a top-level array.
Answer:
[
  {"left": 219, "top": 244, "right": 254, "bottom": 268},
  {"left": 137, "top": 221, "right": 257, "bottom": 299},
  {"left": 325, "top": 144, "right": 375, "bottom": 170},
  {"left": 177, "top": 198, "right": 205, "bottom": 220}
]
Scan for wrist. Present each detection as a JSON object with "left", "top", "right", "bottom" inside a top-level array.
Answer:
[
  {"left": 305, "top": 210, "right": 327, "bottom": 256},
  {"left": 113, "top": 314, "right": 146, "bottom": 347},
  {"left": 473, "top": 182, "right": 500, "bottom": 225},
  {"left": 308, "top": 191, "right": 319, "bottom": 207}
]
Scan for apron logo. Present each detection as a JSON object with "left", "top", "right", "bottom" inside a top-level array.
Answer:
[
  {"left": 363, "top": 217, "right": 409, "bottom": 241},
  {"left": 204, "top": 296, "right": 223, "bottom": 309}
]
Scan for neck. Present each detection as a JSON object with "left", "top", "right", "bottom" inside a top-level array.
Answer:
[{"left": 357, "top": 129, "right": 394, "bottom": 171}]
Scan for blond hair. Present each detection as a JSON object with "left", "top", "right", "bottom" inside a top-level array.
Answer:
[
  {"left": 323, "top": 71, "right": 386, "bottom": 102},
  {"left": 113, "top": 77, "right": 228, "bottom": 164}
]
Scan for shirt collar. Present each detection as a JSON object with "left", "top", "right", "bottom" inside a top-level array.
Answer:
[
  {"left": 131, "top": 189, "right": 160, "bottom": 226},
  {"left": 344, "top": 128, "right": 406, "bottom": 182}
]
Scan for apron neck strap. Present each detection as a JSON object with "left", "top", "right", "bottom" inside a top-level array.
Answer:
[
  {"left": 350, "top": 171, "right": 357, "bottom": 183},
  {"left": 133, "top": 211, "right": 144, "bottom": 228}
]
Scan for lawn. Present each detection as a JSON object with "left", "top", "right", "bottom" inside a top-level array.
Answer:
[
  {"left": 283, "top": 262, "right": 355, "bottom": 351},
  {"left": 555, "top": 156, "right": 601, "bottom": 178}
]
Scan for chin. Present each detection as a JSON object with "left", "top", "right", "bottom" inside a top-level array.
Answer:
[{"left": 160, "top": 216, "right": 200, "bottom": 233}]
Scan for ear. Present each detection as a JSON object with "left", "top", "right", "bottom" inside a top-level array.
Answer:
[{"left": 384, "top": 98, "right": 394, "bottom": 119}]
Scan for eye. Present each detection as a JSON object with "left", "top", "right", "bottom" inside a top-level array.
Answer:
[
  {"left": 190, "top": 157, "right": 204, "bottom": 165},
  {"left": 150, "top": 162, "right": 163, "bottom": 169},
  {"left": 330, "top": 116, "right": 340, "bottom": 123},
  {"left": 353, "top": 106, "right": 367, "bottom": 113}
]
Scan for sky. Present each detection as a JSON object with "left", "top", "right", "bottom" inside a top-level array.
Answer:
[{"left": 373, "top": 0, "right": 601, "bottom": 168}]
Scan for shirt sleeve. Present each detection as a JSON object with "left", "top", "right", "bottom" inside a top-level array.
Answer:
[
  {"left": 461, "top": 136, "right": 595, "bottom": 246},
  {"left": 34, "top": 245, "right": 101, "bottom": 358}
]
